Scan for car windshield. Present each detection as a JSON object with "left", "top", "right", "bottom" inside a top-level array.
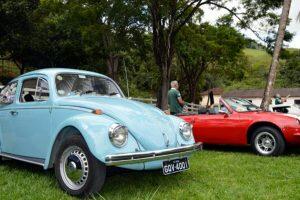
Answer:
[
  {"left": 55, "top": 74, "right": 122, "bottom": 97},
  {"left": 224, "top": 97, "right": 261, "bottom": 112}
]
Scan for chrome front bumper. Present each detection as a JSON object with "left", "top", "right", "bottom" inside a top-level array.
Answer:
[{"left": 105, "top": 142, "right": 203, "bottom": 166}]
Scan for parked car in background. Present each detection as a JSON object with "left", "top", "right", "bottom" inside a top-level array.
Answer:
[
  {"left": 179, "top": 97, "right": 300, "bottom": 156},
  {"left": 271, "top": 104, "right": 300, "bottom": 116},
  {"left": 0, "top": 68, "right": 202, "bottom": 197}
]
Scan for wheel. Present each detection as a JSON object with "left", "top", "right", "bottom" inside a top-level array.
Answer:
[
  {"left": 54, "top": 134, "right": 106, "bottom": 197},
  {"left": 250, "top": 126, "right": 285, "bottom": 156}
]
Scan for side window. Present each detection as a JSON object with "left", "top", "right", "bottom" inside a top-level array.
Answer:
[
  {"left": 20, "top": 78, "right": 49, "bottom": 103},
  {"left": 36, "top": 78, "right": 49, "bottom": 101},
  {"left": 0, "top": 82, "right": 18, "bottom": 104}
]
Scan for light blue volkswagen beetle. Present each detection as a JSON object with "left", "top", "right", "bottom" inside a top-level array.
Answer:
[{"left": 0, "top": 68, "right": 202, "bottom": 196}]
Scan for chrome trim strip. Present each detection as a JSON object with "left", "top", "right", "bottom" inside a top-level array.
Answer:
[
  {"left": 0, "top": 152, "right": 45, "bottom": 166},
  {"left": 0, "top": 106, "right": 92, "bottom": 113},
  {"left": 105, "top": 142, "right": 202, "bottom": 166},
  {"left": 53, "top": 106, "right": 92, "bottom": 112}
]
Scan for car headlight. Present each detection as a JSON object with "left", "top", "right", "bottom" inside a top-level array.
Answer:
[
  {"left": 108, "top": 124, "right": 128, "bottom": 147},
  {"left": 179, "top": 122, "right": 192, "bottom": 141}
]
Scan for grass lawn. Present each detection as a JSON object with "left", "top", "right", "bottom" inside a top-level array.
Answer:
[{"left": 1, "top": 146, "right": 300, "bottom": 200}]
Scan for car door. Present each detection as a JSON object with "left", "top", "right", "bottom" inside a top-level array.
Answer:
[
  {"left": 0, "top": 81, "right": 19, "bottom": 153},
  {"left": 193, "top": 103, "right": 245, "bottom": 145},
  {"left": 3, "top": 76, "right": 52, "bottom": 159}
]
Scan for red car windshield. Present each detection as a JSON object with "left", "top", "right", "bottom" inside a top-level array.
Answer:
[{"left": 224, "top": 98, "right": 261, "bottom": 112}]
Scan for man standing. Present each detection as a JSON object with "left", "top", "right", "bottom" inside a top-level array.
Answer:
[
  {"left": 168, "top": 81, "right": 185, "bottom": 115},
  {"left": 275, "top": 93, "right": 287, "bottom": 105}
]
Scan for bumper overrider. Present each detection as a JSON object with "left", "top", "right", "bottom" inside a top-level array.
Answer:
[{"left": 105, "top": 142, "right": 203, "bottom": 166}]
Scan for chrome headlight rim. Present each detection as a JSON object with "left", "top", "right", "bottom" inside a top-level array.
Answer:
[
  {"left": 108, "top": 123, "right": 128, "bottom": 148},
  {"left": 179, "top": 122, "right": 192, "bottom": 141}
]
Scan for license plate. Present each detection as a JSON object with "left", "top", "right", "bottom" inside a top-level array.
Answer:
[{"left": 162, "top": 157, "right": 189, "bottom": 175}]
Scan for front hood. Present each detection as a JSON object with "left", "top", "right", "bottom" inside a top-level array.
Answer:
[
  {"left": 56, "top": 96, "right": 178, "bottom": 150},
  {"left": 283, "top": 114, "right": 300, "bottom": 120}
]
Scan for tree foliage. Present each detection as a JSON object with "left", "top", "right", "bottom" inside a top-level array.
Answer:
[
  {"left": 175, "top": 23, "right": 246, "bottom": 102},
  {"left": 0, "top": 0, "right": 297, "bottom": 106},
  {"left": 278, "top": 51, "right": 300, "bottom": 87},
  {"left": 0, "top": 0, "right": 39, "bottom": 73}
]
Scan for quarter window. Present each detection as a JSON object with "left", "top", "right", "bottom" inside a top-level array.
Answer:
[
  {"left": 37, "top": 78, "right": 50, "bottom": 101},
  {"left": 0, "top": 81, "right": 18, "bottom": 104},
  {"left": 20, "top": 78, "right": 49, "bottom": 103}
]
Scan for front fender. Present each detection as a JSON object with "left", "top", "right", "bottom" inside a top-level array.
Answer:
[
  {"left": 168, "top": 115, "right": 195, "bottom": 146},
  {"left": 44, "top": 113, "right": 141, "bottom": 169}
]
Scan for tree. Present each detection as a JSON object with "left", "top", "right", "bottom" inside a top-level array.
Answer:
[
  {"left": 147, "top": 0, "right": 217, "bottom": 109},
  {"left": 260, "top": 0, "right": 292, "bottom": 110},
  {"left": 0, "top": 0, "right": 39, "bottom": 74},
  {"left": 278, "top": 51, "right": 300, "bottom": 87},
  {"left": 146, "top": 0, "right": 284, "bottom": 110},
  {"left": 175, "top": 23, "right": 246, "bottom": 102}
]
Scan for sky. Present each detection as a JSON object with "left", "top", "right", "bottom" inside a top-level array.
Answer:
[{"left": 202, "top": 0, "right": 300, "bottom": 48}]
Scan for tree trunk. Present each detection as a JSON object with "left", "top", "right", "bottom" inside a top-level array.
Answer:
[
  {"left": 106, "top": 54, "right": 119, "bottom": 82},
  {"left": 150, "top": 0, "right": 176, "bottom": 110},
  {"left": 260, "top": 0, "right": 292, "bottom": 111},
  {"left": 157, "top": 66, "right": 171, "bottom": 109},
  {"left": 13, "top": 59, "right": 25, "bottom": 75}
]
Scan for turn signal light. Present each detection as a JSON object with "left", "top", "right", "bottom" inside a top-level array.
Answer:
[
  {"left": 92, "top": 109, "right": 103, "bottom": 115},
  {"left": 164, "top": 110, "right": 170, "bottom": 115}
]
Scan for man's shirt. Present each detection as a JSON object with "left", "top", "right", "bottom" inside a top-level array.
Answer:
[
  {"left": 168, "top": 88, "right": 183, "bottom": 114},
  {"left": 275, "top": 97, "right": 282, "bottom": 105}
]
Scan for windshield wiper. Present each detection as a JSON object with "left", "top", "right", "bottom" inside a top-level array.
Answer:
[
  {"left": 79, "top": 90, "right": 94, "bottom": 96},
  {"left": 109, "top": 92, "right": 119, "bottom": 96}
]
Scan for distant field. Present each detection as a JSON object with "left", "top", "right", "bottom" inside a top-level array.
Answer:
[
  {"left": 1, "top": 147, "right": 300, "bottom": 199},
  {"left": 225, "top": 48, "right": 272, "bottom": 91},
  {"left": 243, "top": 48, "right": 272, "bottom": 70}
]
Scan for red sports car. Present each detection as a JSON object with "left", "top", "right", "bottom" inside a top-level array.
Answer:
[{"left": 180, "top": 97, "right": 300, "bottom": 156}]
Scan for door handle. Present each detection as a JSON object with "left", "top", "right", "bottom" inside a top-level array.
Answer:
[{"left": 10, "top": 111, "right": 18, "bottom": 116}]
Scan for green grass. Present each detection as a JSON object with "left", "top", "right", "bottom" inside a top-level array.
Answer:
[
  {"left": 1, "top": 147, "right": 300, "bottom": 199},
  {"left": 243, "top": 48, "right": 272, "bottom": 70}
]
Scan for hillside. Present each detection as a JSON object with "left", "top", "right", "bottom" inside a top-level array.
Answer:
[
  {"left": 225, "top": 48, "right": 281, "bottom": 91},
  {"left": 243, "top": 48, "right": 272, "bottom": 70}
]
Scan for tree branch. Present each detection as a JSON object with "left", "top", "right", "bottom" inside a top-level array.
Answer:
[
  {"left": 209, "top": 2, "right": 265, "bottom": 42},
  {"left": 0, "top": 54, "right": 12, "bottom": 60},
  {"left": 175, "top": 0, "right": 199, "bottom": 21},
  {"left": 174, "top": 0, "right": 211, "bottom": 34}
]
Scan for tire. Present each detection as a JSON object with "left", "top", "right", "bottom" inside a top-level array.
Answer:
[
  {"left": 54, "top": 134, "right": 106, "bottom": 197},
  {"left": 250, "top": 126, "right": 285, "bottom": 156}
]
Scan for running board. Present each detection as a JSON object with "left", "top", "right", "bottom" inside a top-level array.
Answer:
[{"left": 0, "top": 152, "right": 45, "bottom": 167}]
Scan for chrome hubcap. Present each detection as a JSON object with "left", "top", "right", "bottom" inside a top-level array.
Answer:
[
  {"left": 255, "top": 132, "right": 276, "bottom": 155},
  {"left": 60, "top": 146, "right": 89, "bottom": 190}
]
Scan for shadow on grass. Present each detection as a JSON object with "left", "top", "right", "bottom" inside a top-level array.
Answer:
[
  {"left": 1, "top": 159, "right": 52, "bottom": 174},
  {"left": 1, "top": 145, "right": 300, "bottom": 199},
  {"left": 203, "top": 144, "right": 252, "bottom": 154}
]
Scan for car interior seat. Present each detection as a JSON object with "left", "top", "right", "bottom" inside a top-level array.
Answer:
[
  {"left": 24, "top": 93, "right": 35, "bottom": 102},
  {"left": 198, "top": 107, "right": 207, "bottom": 114}
]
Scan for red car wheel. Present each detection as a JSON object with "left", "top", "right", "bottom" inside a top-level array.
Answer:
[{"left": 250, "top": 126, "right": 285, "bottom": 156}]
